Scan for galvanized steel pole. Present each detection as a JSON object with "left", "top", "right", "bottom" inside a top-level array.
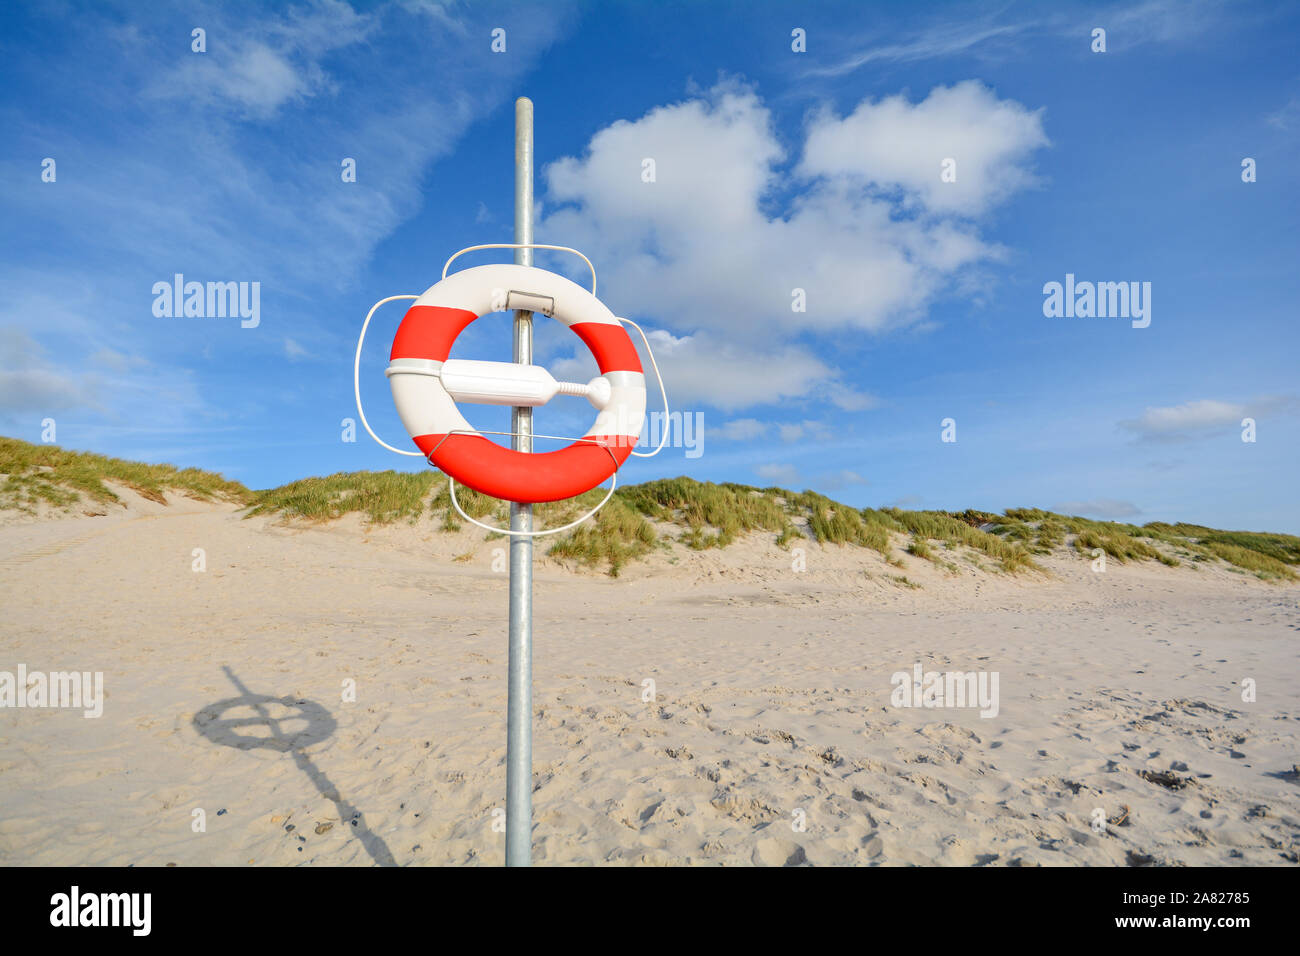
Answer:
[{"left": 505, "top": 96, "right": 534, "bottom": 867}]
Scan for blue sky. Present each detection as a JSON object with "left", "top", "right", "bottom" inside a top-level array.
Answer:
[{"left": 2, "top": 0, "right": 1298, "bottom": 531}]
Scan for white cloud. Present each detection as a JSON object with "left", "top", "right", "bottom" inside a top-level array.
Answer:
[
  {"left": 1267, "top": 94, "right": 1300, "bottom": 130},
  {"left": 800, "top": 81, "right": 1049, "bottom": 216},
  {"left": 1120, "top": 396, "right": 1299, "bottom": 441},
  {"left": 778, "top": 420, "right": 834, "bottom": 442},
  {"left": 552, "top": 327, "right": 834, "bottom": 412},
  {"left": 715, "top": 418, "right": 768, "bottom": 440},
  {"left": 541, "top": 80, "right": 1047, "bottom": 409},
  {"left": 0, "top": 2, "right": 572, "bottom": 438},
  {"left": 6, "top": 2, "right": 572, "bottom": 310},
  {"left": 609, "top": 411, "right": 846, "bottom": 487},
  {"left": 821, "top": 469, "right": 868, "bottom": 490},
  {"left": 755, "top": 463, "right": 802, "bottom": 487},
  {"left": 0, "top": 367, "right": 100, "bottom": 418},
  {"left": 655, "top": 335, "right": 834, "bottom": 412},
  {"left": 826, "top": 384, "right": 882, "bottom": 411},
  {"left": 889, "top": 494, "right": 924, "bottom": 509},
  {"left": 0, "top": 319, "right": 215, "bottom": 432},
  {"left": 1053, "top": 499, "right": 1142, "bottom": 520},
  {"left": 1123, "top": 399, "right": 1243, "bottom": 436},
  {"left": 0, "top": 335, "right": 100, "bottom": 416},
  {"left": 90, "top": 348, "right": 149, "bottom": 373},
  {"left": 806, "top": 22, "right": 1027, "bottom": 77},
  {"left": 284, "top": 337, "right": 311, "bottom": 361},
  {"left": 808, "top": 1, "right": 1231, "bottom": 79},
  {"left": 0, "top": 328, "right": 103, "bottom": 417},
  {"left": 145, "top": 0, "right": 375, "bottom": 118},
  {"left": 1105, "top": 0, "right": 1229, "bottom": 47}
]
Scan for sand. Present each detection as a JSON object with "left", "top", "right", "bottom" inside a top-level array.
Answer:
[{"left": 1, "top": 485, "right": 1297, "bottom": 866}]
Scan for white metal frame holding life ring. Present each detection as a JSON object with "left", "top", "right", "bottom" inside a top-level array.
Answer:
[{"left": 354, "top": 243, "right": 669, "bottom": 536}]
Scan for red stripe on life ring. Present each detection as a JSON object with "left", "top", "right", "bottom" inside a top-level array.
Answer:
[
  {"left": 390, "top": 305, "right": 478, "bottom": 362},
  {"left": 569, "top": 322, "right": 643, "bottom": 373},
  {"left": 415, "top": 432, "right": 634, "bottom": 504}
]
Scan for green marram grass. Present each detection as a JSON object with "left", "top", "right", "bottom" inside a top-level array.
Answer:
[
  {"left": 545, "top": 493, "right": 656, "bottom": 577},
  {"left": 247, "top": 469, "right": 509, "bottom": 530},
  {"left": 619, "top": 477, "right": 792, "bottom": 550},
  {"left": 4, "top": 438, "right": 1296, "bottom": 581},
  {"left": 0, "top": 436, "right": 252, "bottom": 512},
  {"left": 907, "top": 536, "right": 935, "bottom": 561},
  {"left": 1003, "top": 509, "right": 1292, "bottom": 579},
  {"left": 245, "top": 470, "right": 441, "bottom": 524},
  {"left": 883, "top": 508, "right": 1039, "bottom": 573}
]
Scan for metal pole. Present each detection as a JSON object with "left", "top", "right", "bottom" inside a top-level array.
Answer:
[{"left": 505, "top": 95, "right": 534, "bottom": 867}]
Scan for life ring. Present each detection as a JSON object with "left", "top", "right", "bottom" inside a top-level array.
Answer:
[{"left": 385, "top": 263, "right": 646, "bottom": 503}]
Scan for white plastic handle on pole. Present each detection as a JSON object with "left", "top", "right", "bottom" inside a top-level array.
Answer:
[
  {"left": 355, "top": 294, "right": 424, "bottom": 456},
  {"left": 428, "top": 429, "right": 619, "bottom": 538}
]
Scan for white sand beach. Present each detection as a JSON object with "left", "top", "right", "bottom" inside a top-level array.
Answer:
[{"left": 1, "top": 486, "right": 1297, "bottom": 866}]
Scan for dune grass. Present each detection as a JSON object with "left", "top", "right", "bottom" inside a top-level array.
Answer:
[
  {"left": 0, "top": 436, "right": 252, "bottom": 512},
  {"left": 4, "top": 436, "right": 1296, "bottom": 581},
  {"left": 245, "top": 470, "right": 441, "bottom": 523},
  {"left": 1034, "top": 518, "right": 1067, "bottom": 552},
  {"left": 619, "top": 477, "right": 791, "bottom": 550},
  {"left": 907, "top": 536, "right": 935, "bottom": 561},
  {"left": 246, "top": 468, "right": 510, "bottom": 531},
  {"left": 243, "top": 471, "right": 1292, "bottom": 580},
  {"left": 244, "top": 468, "right": 657, "bottom": 574},
  {"left": 884, "top": 508, "right": 1039, "bottom": 573},
  {"left": 1003, "top": 509, "right": 1292, "bottom": 577},
  {"left": 1142, "top": 523, "right": 1300, "bottom": 568},
  {"left": 1194, "top": 541, "right": 1295, "bottom": 580},
  {"left": 545, "top": 493, "right": 657, "bottom": 577},
  {"left": 806, "top": 496, "right": 895, "bottom": 555},
  {"left": 1071, "top": 526, "right": 1175, "bottom": 566}
]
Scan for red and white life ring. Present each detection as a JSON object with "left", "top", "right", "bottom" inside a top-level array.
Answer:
[{"left": 386, "top": 264, "right": 646, "bottom": 503}]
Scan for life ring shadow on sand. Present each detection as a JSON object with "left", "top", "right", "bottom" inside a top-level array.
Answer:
[
  {"left": 192, "top": 666, "right": 396, "bottom": 866},
  {"left": 193, "top": 692, "right": 336, "bottom": 753}
]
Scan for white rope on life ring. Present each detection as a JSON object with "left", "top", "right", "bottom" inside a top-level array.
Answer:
[
  {"left": 385, "top": 262, "right": 646, "bottom": 504},
  {"left": 354, "top": 248, "right": 671, "bottom": 536}
]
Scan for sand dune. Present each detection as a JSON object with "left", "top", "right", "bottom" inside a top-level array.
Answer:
[{"left": 1, "top": 486, "right": 1297, "bottom": 865}]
